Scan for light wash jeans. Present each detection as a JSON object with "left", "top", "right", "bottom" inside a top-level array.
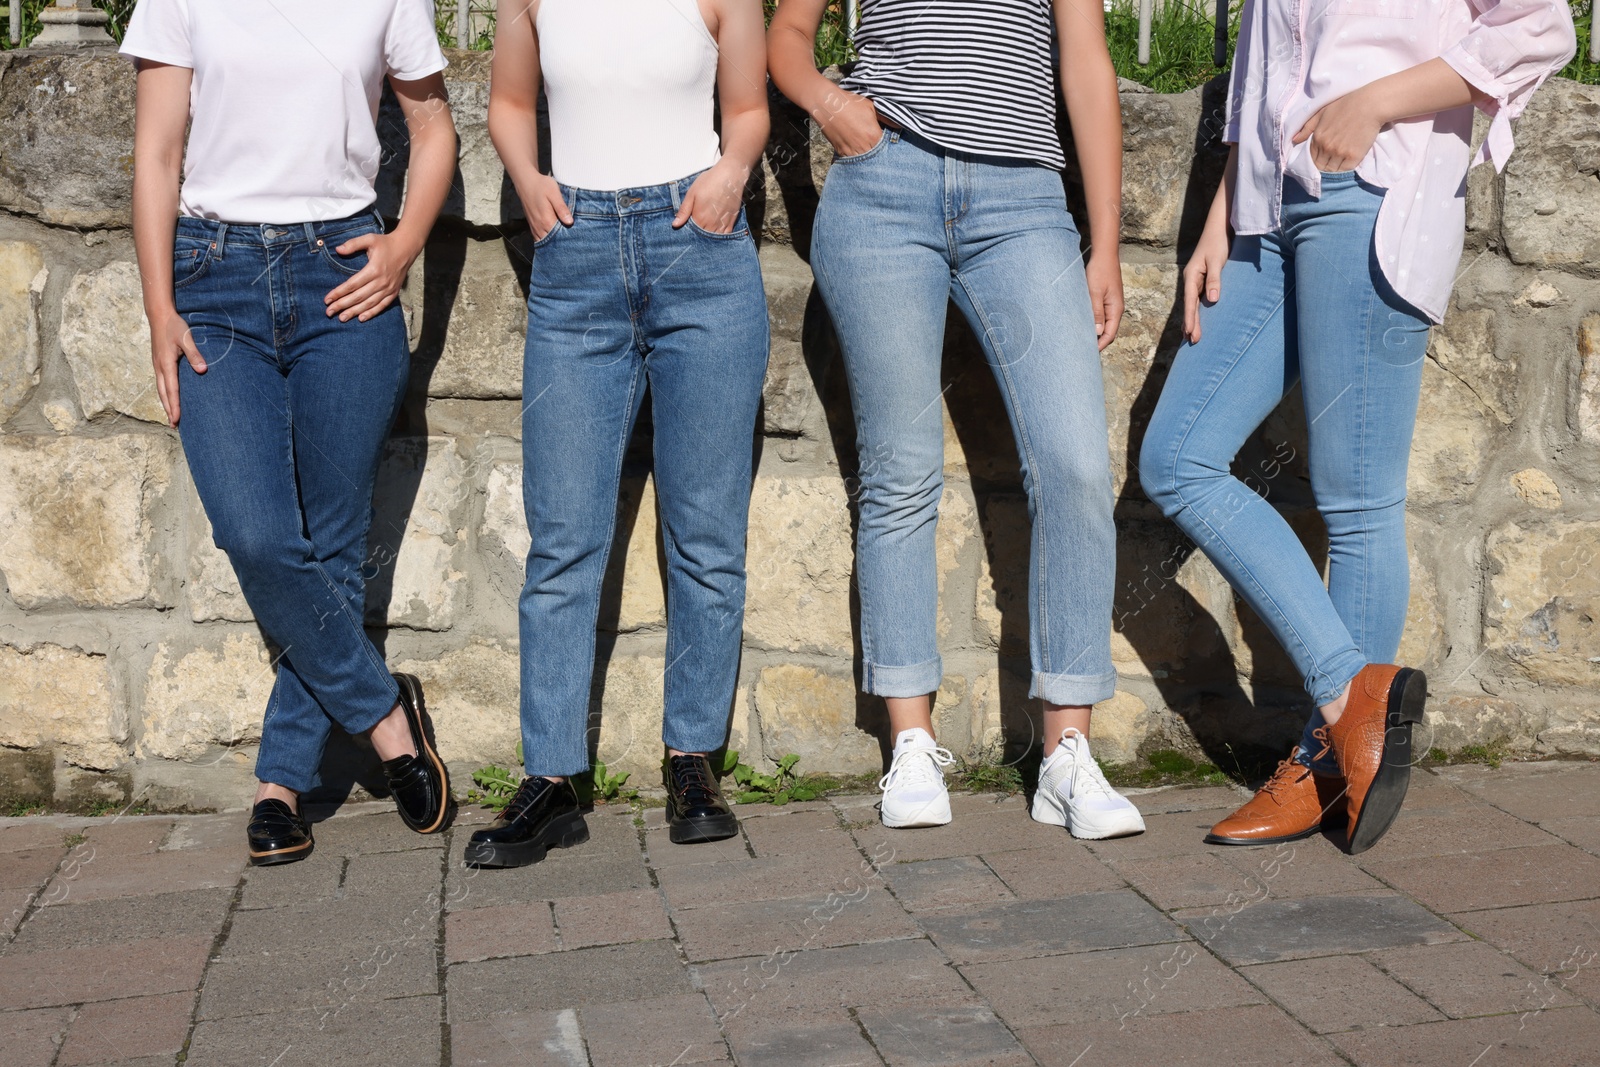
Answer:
[
  {"left": 519, "top": 173, "right": 769, "bottom": 778},
  {"left": 1139, "top": 171, "right": 1431, "bottom": 772},
  {"left": 810, "top": 129, "right": 1117, "bottom": 707},
  {"left": 173, "top": 210, "right": 409, "bottom": 794}
]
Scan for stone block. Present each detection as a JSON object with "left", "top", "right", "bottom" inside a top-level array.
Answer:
[
  {"left": 1484, "top": 520, "right": 1600, "bottom": 687},
  {"left": 0, "top": 642, "right": 125, "bottom": 771},
  {"left": 1116, "top": 86, "right": 1227, "bottom": 248},
  {"left": 185, "top": 487, "right": 251, "bottom": 623},
  {"left": 0, "top": 53, "right": 137, "bottom": 228},
  {"left": 447, "top": 941, "right": 691, "bottom": 1022},
  {"left": 1179, "top": 893, "right": 1465, "bottom": 965},
  {"left": 367, "top": 436, "right": 469, "bottom": 630},
  {"left": 1501, "top": 78, "right": 1600, "bottom": 271},
  {"left": 1409, "top": 308, "right": 1508, "bottom": 506},
  {"left": 59, "top": 261, "right": 165, "bottom": 424},
  {"left": 592, "top": 655, "right": 666, "bottom": 779},
  {"left": 445, "top": 901, "right": 557, "bottom": 964},
  {"left": 1510, "top": 467, "right": 1562, "bottom": 509},
  {"left": 138, "top": 631, "right": 276, "bottom": 762},
  {"left": 856, "top": 1004, "right": 1031, "bottom": 1066},
  {"left": 0, "top": 936, "right": 211, "bottom": 1010},
  {"left": 878, "top": 856, "right": 1015, "bottom": 912},
  {"left": 553, "top": 888, "right": 673, "bottom": 950},
  {"left": 1577, "top": 315, "right": 1600, "bottom": 445},
  {"left": 1240, "top": 955, "right": 1443, "bottom": 1034},
  {"left": 744, "top": 476, "right": 854, "bottom": 654},
  {"left": 1372, "top": 940, "right": 1574, "bottom": 1018},
  {"left": 753, "top": 664, "right": 879, "bottom": 776},
  {"left": 55, "top": 990, "right": 194, "bottom": 1066},
  {"left": 393, "top": 639, "right": 518, "bottom": 768},
  {"left": 1366, "top": 843, "right": 1600, "bottom": 913},
  {"left": 0, "top": 239, "right": 46, "bottom": 422},
  {"left": 0, "top": 433, "right": 175, "bottom": 608},
  {"left": 580, "top": 993, "right": 731, "bottom": 1067},
  {"left": 919, "top": 891, "right": 1185, "bottom": 965},
  {"left": 417, "top": 257, "right": 526, "bottom": 399},
  {"left": 1102, "top": 263, "right": 1179, "bottom": 497},
  {"left": 670, "top": 886, "right": 917, "bottom": 962}
]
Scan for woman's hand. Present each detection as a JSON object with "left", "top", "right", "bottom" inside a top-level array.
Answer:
[
  {"left": 521, "top": 171, "right": 573, "bottom": 242},
  {"left": 1182, "top": 216, "right": 1231, "bottom": 343},
  {"left": 322, "top": 232, "right": 422, "bottom": 322},
  {"left": 150, "top": 307, "right": 205, "bottom": 427},
  {"left": 817, "top": 88, "right": 883, "bottom": 158},
  {"left": 1086, "top": 250, "right": 1124, "bottom": 352},
  {"left": 1292, "top": 85, "right": 1386, "bottom": 173},
  {"left": 673, "top": 160, "right": 749, "bottom": 233}
]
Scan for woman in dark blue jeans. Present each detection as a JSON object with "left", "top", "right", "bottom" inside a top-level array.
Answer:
[{"left": 125, "top": 0, "right": 459, "bottom": 865}]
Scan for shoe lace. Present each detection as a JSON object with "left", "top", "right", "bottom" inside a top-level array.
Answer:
[
  {"left": 1310, "top": 725, "right": 1334, "bottom": 765},
  {"left": 503, "top": 776, "right": 550, "bottom": 821},
  {"left": 877, "top": 743, "right": 955, "bottom": 793},
  {"left": 1059, "top": 728, "right": 1117, "bottom": 800},
  {"left": 1258, "top": 758, "right": 1310, "bottom": 800},
  {"left": 669, "top": 756, "right": 719, "bottom": 805}
]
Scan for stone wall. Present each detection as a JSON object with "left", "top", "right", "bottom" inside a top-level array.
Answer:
[{"left": 1, "top": 49, "right": 1597, "bottom": 810}]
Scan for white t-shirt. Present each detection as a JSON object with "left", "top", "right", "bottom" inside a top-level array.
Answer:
[{"left": 120, "top": 0, "right": 447, "bottom": 224}]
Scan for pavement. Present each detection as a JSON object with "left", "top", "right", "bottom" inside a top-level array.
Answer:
[{"left": 4, "top": 760, "right": 1600, "bottom": 1067}]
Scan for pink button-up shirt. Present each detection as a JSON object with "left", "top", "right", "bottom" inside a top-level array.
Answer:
[{"left": 1224, "top": 0, "right": 1577, "bottom": 322}]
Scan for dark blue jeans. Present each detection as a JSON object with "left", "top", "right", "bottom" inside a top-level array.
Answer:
[
  {"left": 519, "top": 174, "right": 769, "bottom": 777},
  {"left": 174, "top": 209, "right": 408, "bottom": 794}
]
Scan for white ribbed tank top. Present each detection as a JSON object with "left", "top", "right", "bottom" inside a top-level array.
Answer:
[{"left": 536, "top": 0, "right": 722, "bottom": 191}]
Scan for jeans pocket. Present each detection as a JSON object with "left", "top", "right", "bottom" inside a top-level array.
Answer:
[
  {"left": 833, "top": 129, "right": 891, "bottom": 165},
  {"left": 685, "top": 213, "right": 751, "bottom": 241},
  {"left": 172, "top": 237, "right": 215, "bottom": 289},
  {"left": 320, "top": 243, "right": 369, "bottom": 276}
]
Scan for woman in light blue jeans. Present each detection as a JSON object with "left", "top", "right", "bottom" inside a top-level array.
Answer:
[{"left": 770, "top": 0, "right": 1146, "bottom": 838}]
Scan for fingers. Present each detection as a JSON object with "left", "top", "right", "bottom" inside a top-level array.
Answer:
[
  {"left": 1182, "top": 264, "right": 1202, "bottom": 343},
  {"left": 1291, "top": 111, "right": 1317, "bottom": 145},
  {"left": 153, "top": 351, "right": 180, "bottom": 426},
  {"left": 326, "top": 274, "right": 381, "bottom": 318},
  {"left": 673, "top": 189, "right": 695, "bottom": 229},
  {"left": 1098, "top": 293, "right": 1124, "bottom": 351},
  {"left": 334, "top": 231, "right": 379, "bottom": 257},
  {"left": 177, "top": 325, "right": 208, "bottom": 374},
  {"left": 329, "top": 280, "right": 390, "bottom": 321},
  {"left": 346, "top": 290, "right": 396, "bottom": 323},
  {"left": 549, "top": 187, "right": 573, "bottom": 226}
]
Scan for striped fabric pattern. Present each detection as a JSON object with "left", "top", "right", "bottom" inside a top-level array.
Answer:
[{"left": 840, "top": 0, "right": 1064, "bottom": 169}]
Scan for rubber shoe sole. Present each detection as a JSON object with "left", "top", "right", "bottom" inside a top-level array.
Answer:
[
  {"left": 1347, "top": 667, "right": 1427, "bottom": 855},
  {"left": 881, "top": 794, "right": 952, "bottom": 829},
  {"left": 668, "top": 811, "right": 739, "bottom": 845},
  {"left": 394, "top": 673, "right": 454, "bottom": 835},
  {"left": 248, "top": 838, "right": 314, "bottom": 867},
  {"left": 462, "top": 811, "right": 589, "bottom": 869},
  {"left": 1031, "top": 785, "right": 1145, "bottom": 840}
]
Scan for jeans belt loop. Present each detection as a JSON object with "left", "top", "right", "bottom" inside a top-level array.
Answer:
[
  {"left": 213, "top": 221, "right": 228, "bottom": 260},
  {"left": 670, "top": 179, "right": 683, "bottom": 212},
  {"left": 302, "top": 220, "right": 319, "bottom": 251}
]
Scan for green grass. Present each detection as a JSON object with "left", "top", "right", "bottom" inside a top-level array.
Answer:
[
  {"left": 4, "top": 800, "right": 47, "bottom": 818},
  {"left": 1564, "top": 0, "right": 1600, "bottom": 83},
  {"left": 1107, "top": 0, "right": 1240, "bottom": 93},
  {"left": 1102, "top": 747, "right": 1235, "bottom": 789},
  {"left": 1426, "top": 741, "right": 1513, "bottom": 769}
]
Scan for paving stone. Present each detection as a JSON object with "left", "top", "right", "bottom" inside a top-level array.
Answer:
[
  {"left": 1178, "top": 893, "right": 1467, "bottom": 965},
  {"left": 848, "top": 811, "right": 1062, "bottom": 866},
  {"left": 979, "top": 845, "right": 1127, "bottom": 899},
  {"left": 655, "top": 851, "right": 876, "bottom": 911},
  {"left": 78, "top": 819, "right": 178, "bottom": 857},
  {"left": 221, "top": 897, "right": 437, "bottom": 959},
  {"left": 673, "top": 881, "right": 919, "bottom": 962},
  {"left": 0, "top": 935, "right": 211, "bottom": 1009},
  {"left": 1329, "top": 1004, "right": 1600, "bottom": 1066},
  {"left": 1240, "top": 954, "right": 1445, "bottom": 1033},
  {"left": 880, "top": 857, "right": 1015, "bottom": 912},
  {"left": 1373, "top": 940, "right": 1580, "bottom": 1018},
  {"left": 1017, "top": 1003, "right": 1346, "bottom": 1066},
  {"left": 184, "top": 995, "right": 442, "bottom": 1067},
  {"left": 1359, "top": 805, "right": 1563, "bottom": 860},
  {"left": 1449, "top": 899, "right": 1600, "bottom": 999},
  {"left": 920, "top": 891, "right": 1185, "bottom": 965},
  {"left": 1080, "top": 809, "right": 1237, "bottom": 860},
  {"left": 1535, "top": 816, "right": 1600, "bottom": 857},
  {"left": 445, "top": 822, "right": 649, "bottom": 909},
  {"left": 554, "top": 888, "right": 673, "bottom": 949},
  {"left": 445, "top": 901, "right": 557, "bottom": 964},
  {"left": 56, "top": 990, "right": 193, "bottom": 1066},
  {"left": 1213, "top": 841, "right": 1387, "bottom": 900},
  {"left": 1107, "top": 851, "right": 1264, "bottom": 911},
  {"left": 157, "top": 813, "right": 246, "bottom": 853},
  {"left": 725, "top": 1015, "right": 884, "bottom": 1067},
  {"left": 0, "top": 848, "right": 63, "bottom": 890},
  {"left": 739, "top": 809, "right": 859, "bottom": 860},
  {"left": 946, "top": 792, "right": 1031, "bottom": 817},
  {"left": 1455, "top": 762, "right": 1600, "bottom": 822},
  {"left": 1, "top": 887, "right": 34, "bottom": 939},
  {"left": 39, "top": 845, "right": 243, "bottom": 906},
  {"left": 448, "top": 940, "right": 691, "bottom": 1022},
  {"left": 0, "top": 1006, "right": 71, "bottom": 1067},
  {"left": 1362, "top": 843, "right": 1600, "bottom": 912},
  {"left": 1123, "top": 785, "right": 1253, "bottom": 815},
  {"left": 0, "top": 822, "right": 86, "bottom": 853},
  {"left": 450, "top": 1007, "right": 587, "bottom": 1067},
  {"left": 580, "top": 993, "right": 731, "bottom": 1066},
  {"left": 6, "top": 887, "right": 231, "bottom": 953},
  {"left": 235, "top": 849, "right": 344, "bottom": 908},
  {"left": 301, "top": 812, "right": 449, "bottom": 856},
  {"left": 339, "top": 848, "right": 444, "bottom": 903},
  {"left": 643, "top": 827, "right": 751, "bottom": 869},
  {"left": 1393, "top": 769, "right": 1480, "bottom": 812},
  {"left": 855, "top": 1003, "right": 1031, "bottom": 1066},
  {"left": 693, "top": 939, "right": 974, "bottom": 1022},
  {"left": 963, "top": 942, "right": 1263, "bottom": 1027},
  {"left": 197, "top": 939, "right": 439, "bottom": 1020}
]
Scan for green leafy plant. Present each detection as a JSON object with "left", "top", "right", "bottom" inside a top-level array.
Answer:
[
  {"left": 1102, "top": 747, "right": 1233, "bottom": 788},
  {"left": 467, "top": 744, "right": 638, "bottom": 811},
  {"left": 953, "top": 744, "right": 1029, "bottom": 796},
  {"left": 1426, "top": 741, "right": 1512, "bottom": 769},
  {"left": 720, "top": 750, "right": 826, "bottom": 805},
  {"left": 579, "top": 760, "right": 636, "bottom": 805}
]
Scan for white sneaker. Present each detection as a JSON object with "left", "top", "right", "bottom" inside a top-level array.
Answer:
[
  {"left": 878, "top": 728, "right": 954, "bottom": 828},
  {"left": 1032, "top": 728, "right": 1146, "bottom": 839}
]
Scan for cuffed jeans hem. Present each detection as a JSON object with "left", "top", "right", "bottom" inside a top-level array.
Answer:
[
  {"left": 1307, "top": 658, "right": 1366, "bottom": 708},
  {"left": 345, "top": 674, "right": 403, "bottom": 738},
  {"left": 1032, "top": 670, "right": 1118, "bottom": 708},
  {"left": 661, "top": 728, "right": 732, "bottom": 756},
  {"left": 524, "top": 760, "right": 591, "bottom": 779},
  {"left": 861, "top": 657, "right": 943, "bottom": 699}
]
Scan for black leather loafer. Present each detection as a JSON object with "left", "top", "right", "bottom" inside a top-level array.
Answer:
[
  {"left": 382, "top": 673, "right": 453, "bottom": 835},
  {"left": 665, "top": 754, "right": 739, "bottom": 844},
  {"left": 247, "top": 798, "right": 313, "bottom": 866},
  {"left": 463, "top": 776, "right": 588, "bottom": 869}
]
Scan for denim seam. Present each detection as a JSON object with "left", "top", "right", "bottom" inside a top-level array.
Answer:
[{"left": 954, "top": 269, "right": 1053, "bottom": 673}]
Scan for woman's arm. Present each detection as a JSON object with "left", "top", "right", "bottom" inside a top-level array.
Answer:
[
  {"left": 487, "top": 0, "right": 571, "bottom": 238},
  {"left": 767, "top": 0, "right": 881, "bottom": 157},
  {"left": 325, "top": 72, "right": 457, "bottom": 322},
  {"left": 1293, "top": 59, "right": 1476, "bottom": 173},
  {"left": 674, "top": 0, "right": 770, "bottom": 232},
  {"left": 1182, "top": 143, "right": 1236, "bottom": 343},
  {"left": 131, "top": 60, "right": 203, "bottom": 427},
  {"left": 1054, "top": 0, "right": 1124, "bottom": 350}
]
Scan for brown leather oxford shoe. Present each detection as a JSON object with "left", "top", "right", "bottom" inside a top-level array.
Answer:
[
  {"left": 1320, "top": 663, "right": 1428, "bottom": 855},
  {"left": 1205, "top": 757, "right": 1347, "bottom": 846}
]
